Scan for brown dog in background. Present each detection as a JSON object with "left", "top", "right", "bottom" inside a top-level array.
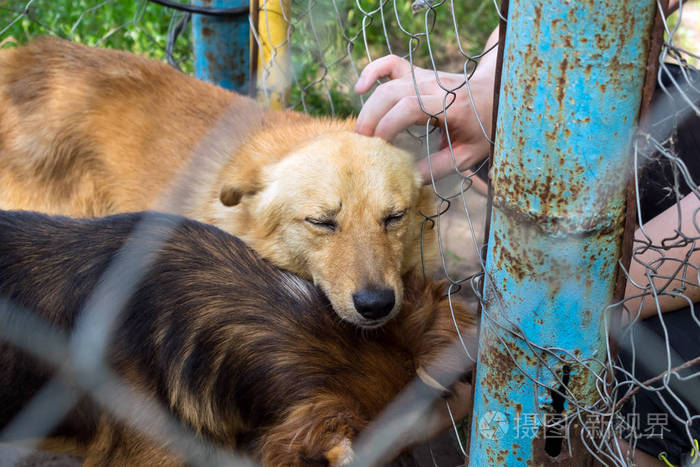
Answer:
[
  {"left": 0, "top": 37, "right": 438, "bottom": 328},
  {"left": 0, "top": 210, "right": 474, "bottom": 466}
]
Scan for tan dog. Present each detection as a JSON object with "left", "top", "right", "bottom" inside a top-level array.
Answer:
[{"left": 0, "top": 37, "right": 437, "bottom": 328}]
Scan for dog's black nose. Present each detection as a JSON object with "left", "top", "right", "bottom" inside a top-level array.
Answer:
[{"left": 352, "top": 288, "right": 395, "bottom": 320}]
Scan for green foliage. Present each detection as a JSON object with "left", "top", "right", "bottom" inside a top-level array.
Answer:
[
  {"left": 665, "top": 3, "right": 700, "bottom": 67},
  {"left": 0, "top": 0, "right": 192, "bottom": 72},
  {"left": 0, "top": 0, "right": 498, "bottom": 115},
  {"left": 346, "top": 0, "right": 498, "bottom": 63},
  {"left": 288, "top": 0, "right": 499, "bottom": 115}
]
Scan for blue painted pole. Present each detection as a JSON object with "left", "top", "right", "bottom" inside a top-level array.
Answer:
[
  {"left": 468, "top": 1, "right": 657, "bottom": 465},
  {"left": 192, "top": 0, "right": 250, "bottom": 92}
]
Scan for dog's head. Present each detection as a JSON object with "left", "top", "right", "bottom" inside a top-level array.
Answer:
[{"left": 211, "top": 131, "right": 436, "bottom": 328}]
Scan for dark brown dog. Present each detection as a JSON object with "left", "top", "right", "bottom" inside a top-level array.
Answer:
[{"left": 0, "top": 211, "right": 475, "bottom": 466}]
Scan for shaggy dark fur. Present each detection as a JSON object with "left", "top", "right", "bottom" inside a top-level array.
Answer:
[{"left": 0, "top": 211, "right": 474, "bottom": 466}]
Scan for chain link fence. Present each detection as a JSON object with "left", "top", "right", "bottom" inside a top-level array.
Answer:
[{"left": 0, "top": 0, "right": 698, "bottom": 465}]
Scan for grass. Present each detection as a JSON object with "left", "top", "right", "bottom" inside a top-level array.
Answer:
[
  {"left": 0, "top": 0, "right": 498, "bottom": 116},
  {"left": 0, "top": 0, "right": 193, "bottom": 71},
  {"left": 287, "top": 0, "right": 499, "bottom": 116}
]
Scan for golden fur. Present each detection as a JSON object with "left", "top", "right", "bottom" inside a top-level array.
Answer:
[{"left": 0, "top": 37, "right": 438, "bottom": 327}]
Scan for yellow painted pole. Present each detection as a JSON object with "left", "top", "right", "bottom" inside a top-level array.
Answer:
[{"left": 253, "top": 0, "right": 291, "bottom": 109}]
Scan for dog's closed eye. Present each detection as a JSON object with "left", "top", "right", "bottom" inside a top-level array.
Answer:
[
  {"left": 383, "top": 210, "right": 407, "bottom": 229},
  {"left": 305, "top": 217, "right": 337, "bottom": 232}
]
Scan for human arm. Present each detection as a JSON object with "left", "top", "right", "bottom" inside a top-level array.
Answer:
[{"left": 623, "top": 192, "right": 700, "bottom": 321}]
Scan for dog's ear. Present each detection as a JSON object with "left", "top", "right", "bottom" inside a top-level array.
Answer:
[
  {"left": 218, "top": 166, "right": 264, "bottom": 207},
  {"left": 219, "top": 184, "right": 244, "bottom": 207}
]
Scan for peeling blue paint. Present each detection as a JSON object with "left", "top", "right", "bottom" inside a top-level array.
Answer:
[
  {"left": 468, "top": 0, "right": 656, "bottom": 465},
  {"left": 192, "top": 0, "right": 250, "bottom": 92}
]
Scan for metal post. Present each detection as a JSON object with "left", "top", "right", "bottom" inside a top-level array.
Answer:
[
  {"left": 254, "top": 0, "right": 291, "bottom": 109},
  {"left": 468, "top": 1, "right": 657, "bottom": 465},
  {"left": 192, "top": 0, "right": 250, "bottom": 92}
]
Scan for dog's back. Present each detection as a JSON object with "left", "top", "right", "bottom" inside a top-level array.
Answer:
[
  {"left": 0, "top": 211, "right": 474, "bottom": 465},
  {"left": 0, "top": 211, "right": 140, "bottom": 452},
  {"left": 0, "top": 37, "right": 255, "bottom": 216},
  {"left": 0, "top": 210, "right": 330, "bottom": 425},
  {"left": 0, "top": 37, "right": 318, "bottom": 218}
]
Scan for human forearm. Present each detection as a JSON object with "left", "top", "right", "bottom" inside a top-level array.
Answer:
[{"left": 623, "top": 192, "right": 700, "bottom": 320}]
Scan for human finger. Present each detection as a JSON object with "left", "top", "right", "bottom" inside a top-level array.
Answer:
[
  {"left": 354, "top": 54, "right": 413, "bottom": 94},
  {"left": 373, "top": 95, "right": 448, "bottom": 142},
  {"left": 355, "top": 79, "right": 415, "bottom": 136},
  {"left": 416, "top": 143, "right": 489, "bottom": 184}
]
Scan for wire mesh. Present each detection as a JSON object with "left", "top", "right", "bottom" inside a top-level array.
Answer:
[
  {"left": 0, "top": 0, "right": 193, "bottom": 70},
  {"left": 258, "top": 1, "right": 700, "bottom": 464},
  {"left": 0, "top": 0, "right": 698, "bottom": 466}
]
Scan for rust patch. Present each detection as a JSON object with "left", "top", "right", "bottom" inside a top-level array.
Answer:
[
  {"left": 478, "top": 337, "right": 517, "bottom": 406},
  {"left": 582, "top": 302, "right": 597, "bottom": 325},
  {"left": 489, "top": 215, "right": 617, "bottom": 307},
  {"left": 496, "top": 449, "right": 509, "bottom": 465},
  {"left": 478, "top": 327, "right": 540, "bottom": 408},
  {"left": 594, "top": 33, "right": 605, "bottom": 50},
  {"left": 492, "top": 227, "right": 536, "bottom": 281},
  {"left": 565, "top": 364, "right": 600, "bottom": 413},
  {"left": 533, "top": 4, "right": 542, "bottom": 23},
  {"left": 563, "top": 35, "right": 573, "bottom": 49},
  {"left": 556, "top": 57, "right": 568, "bottom": 105},
  {"left": 485, "top": 445, "right": 497, "bottom": 465}
]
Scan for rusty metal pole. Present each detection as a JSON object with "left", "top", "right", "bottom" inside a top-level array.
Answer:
[
  {"left": 192, "top": 0, "right": 250, "bottom": 92},
  {"left": 467, "top": 1, "right": 657, "bottom": 465}
]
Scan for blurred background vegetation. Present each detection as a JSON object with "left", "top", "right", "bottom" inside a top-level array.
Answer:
[
  {"left": 0, "top": 0, "right": 192, "bottom": 67},
  {"left": 0, "top": 0, "right": 499, "bottom": 116},
  {"left": 285, "top": 0, "right": 499, "bottom": 115},
  {"left": 1, "top": 0, "right": 697, "bottom": 116}
]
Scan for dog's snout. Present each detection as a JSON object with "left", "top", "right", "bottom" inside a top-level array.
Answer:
[{"left": 352, "top": 288, "right": 395, "bottom": 320}]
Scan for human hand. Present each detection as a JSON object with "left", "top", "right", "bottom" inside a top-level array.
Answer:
[{"left": 354, "top": 29, "right": 499, "bottom": 185}]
